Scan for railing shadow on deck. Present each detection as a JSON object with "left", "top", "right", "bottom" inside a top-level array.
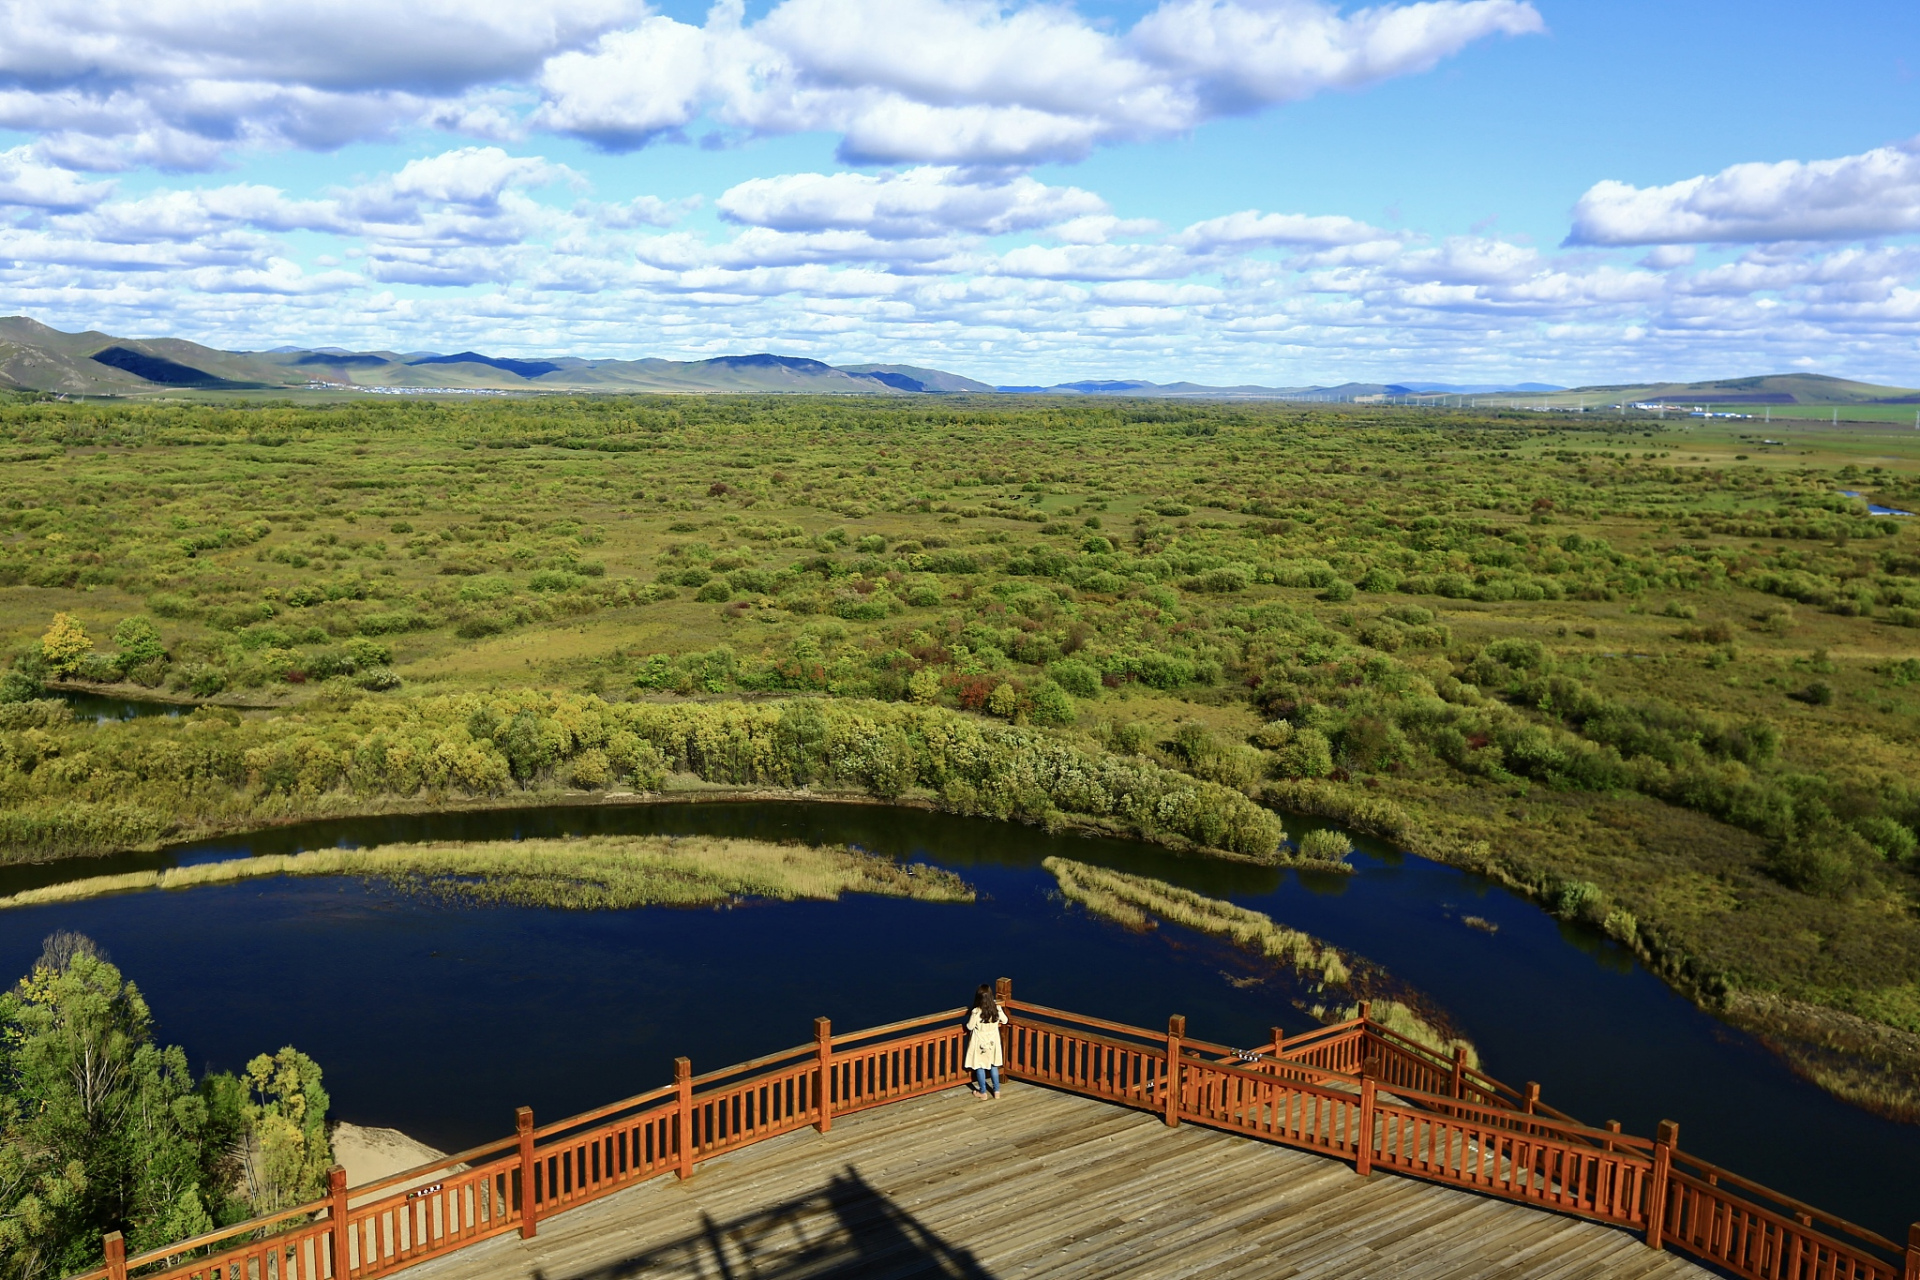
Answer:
[
  {"left": 80, "top": 980, "right": 1920, "bottom": 1280},
  {"left": 528, "top": 1166, "right": 993, "bottom": 1280}
]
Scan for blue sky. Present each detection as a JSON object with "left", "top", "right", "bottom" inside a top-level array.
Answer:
[{"left": 0, "top": 0, "right": 1915, "bottom": 386}]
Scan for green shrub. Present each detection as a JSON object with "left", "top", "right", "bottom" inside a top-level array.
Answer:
[
  {"left": 1854, "top": 816, "right": 1918, "bottom": 864},
  {"left": 1768, "top": 826, "right": 1880, "bottom": 899},
  {"left": 1273, "top": 727, "right": 1333, "bottom": 779},
  {"left": 1047, "top": 659, "right": 1101, "bottom": 697},
  {"left": 170, "top": 663, "right": 228, "bottom": 697},
  {"left": 1296, "top": 828, "right": 1354, "bottom": 864},
  {"left": 1026, "top": 680, "right": 1077, "bottom": 727},
  {"left": 529, "top": 570, "right": 583, "bottom": 592},
  {"left": 695, "top": 580, "right": 733, "bottom": 603},
  {"left": 0, "top": 668, "right": 44, "bottom": 703}
]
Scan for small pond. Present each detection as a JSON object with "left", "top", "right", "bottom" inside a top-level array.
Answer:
[
  {"left": 0, "top": 801, "right": 1913, "bottom": 1238},
  {"left": 53, "top": 689, "right": 188, "bottom": 724}
]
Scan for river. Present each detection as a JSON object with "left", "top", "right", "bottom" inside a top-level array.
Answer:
[{"left": 0, "top": 799, "right": 1913, "bottom": 1239}]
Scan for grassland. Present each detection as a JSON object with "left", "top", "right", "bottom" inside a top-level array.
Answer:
[
  {"left": 1, "top": 392, "right": 1917, "bottom": 1112},
  {"left": 0, "top": 833, "right": 973, "bottom": 910}
]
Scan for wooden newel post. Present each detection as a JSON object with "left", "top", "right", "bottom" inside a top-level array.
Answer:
[
  {"left": 1164, "top": 1015, "right": 1185, "bottom": 1128},
  {"left": 103, "top": 1231, "right": 127, "bottom": 1280},
  {"left": 1355, "top": 1055, "right": 1377, "bottom": 1178},
  {"left": 1646, "top": 1119, "right": 1678, "bottom": 1251},
  {"left": 994, "top": 976, "right": 1012, "bottom": 1008},
  {"left": 1903, "top": 1223, "right": 1919, "bottom": 1280},
  {"left": 1450, "top": 1045, "right": 1467, "bottom": 1100},
  {"left": 327, "top": 1164, "right": 349, "bottom": 1276},
  {"left": 516, "top": 1107, "right": 538, "bottom": 1240},
  {"left": 814, "top": 1017, "right": 834, "bottom": 1134},
  {"left": 1271, "top": 1026, "right": 1287, "bottom": 1058},
  {"left": 1523, "top": 1081, "right": 1540, "bottom": 1117},
  {"left": 675, "top": 1057, "right": 695, "bottom": 1180}
]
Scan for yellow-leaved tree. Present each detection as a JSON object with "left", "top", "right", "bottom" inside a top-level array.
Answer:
[
  {"left": 237, "top": 1048, "right": 334, "bottom": 1214},
  {"left": 39, "top": 613, "right": 92, "bottom": 676}
]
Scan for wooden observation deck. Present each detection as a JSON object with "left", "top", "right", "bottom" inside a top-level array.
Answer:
[{"left": 83, "top": 983, "right": 1919, "bottom": 1280}]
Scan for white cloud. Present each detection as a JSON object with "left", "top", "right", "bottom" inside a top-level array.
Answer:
[
  {"left": 0, "top": 148, "right": 115, "bottom": 211},
  {"left": 386, "top": 147, "right": 572, "bottom": 205},
  {"left": 1176, "top": 209, "right": 1391, "bottom": 251},
  {"left": 1130, "top": 0, "right": 1544, "bottom": 112},
  {"left": 1569, "top": 136, "right": 1920, "bottom": 245},
  {"left": 4, "top": 151, "right": 1919, "bottom": 388},
  {"left": 0, "top": 0, "right": 642, "bottom": 167},
  {"left": 535, "top": 0, "right": 1543, "bottom": 165},
  {"left": 594, "top": 195, "right": 702, "bottom": 228},
  {"left": 718, "top": 167, "right": 1104, "bottom": 238}
]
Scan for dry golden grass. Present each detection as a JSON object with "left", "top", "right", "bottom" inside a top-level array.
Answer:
[
  {"left": 0, "top": 835, "right": 974, "bottom": 911},
  {"left": 1043, "top": 856, "right": 1350, "bottom": 989},
  {"left": 1042, "top": 856, "right": 1481, "bottom": 1065}
]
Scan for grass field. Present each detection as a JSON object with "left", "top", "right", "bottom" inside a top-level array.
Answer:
[{"left": 2, "top": 391, "right": 1917, "bottom": 1113}]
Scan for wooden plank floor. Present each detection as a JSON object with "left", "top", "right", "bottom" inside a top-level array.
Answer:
[{"left": 405, "top": 1084, "right": 1711, "bottom": 1280}]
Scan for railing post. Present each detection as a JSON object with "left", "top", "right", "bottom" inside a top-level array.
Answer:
[
  {"left": 814, "top": 1017, "right": 834, "bottom": 1134},
  {"left": 327, "top": 1164, "right": 349, "bottom": 1278},
  {"left": 1605, "top": 1120, "right": 1620, "bottom": 1154},
  {"left": 1450, "top": 1045, "right": 1466, "bottom": 1100},
  {"left": 103, "top": 1231, "right": 126, "bottom": 1280},
  {"left": 675, "top": 1057, "right": 695, "bottom": 1180},
  {"left": 1164, "top": 1014, "right": 1185, "bottom": 1128},
  {"left": 1271, "top": 1025, "right": 1286, "bottom": 1059},
  {"left": 995, "top": 976, "right": 1012, "bottom": 1008},
  {"left": 1356, "top": 1073, "right": 1377, "bottom": 1177},
  {"left": 1903, "top": 1223, "right": 1918, "bottom": 1280},
  {"left": 516, "top": 1107, "right": 537, "bottom": 1240},
  {"left": 1523, "top": 1081, "right": 1540, "bottom": 1115},
  {"left": 1646, "top": 1119, "right": 1678, "bottom": 1251}
]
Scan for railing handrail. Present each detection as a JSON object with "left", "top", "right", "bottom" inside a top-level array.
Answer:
[
  {"left": 111, "top": 1200, "right": 326, "bottom": 1274},
  {"left": 1669, "top": 1153, "right": 1901, "bottom": 1255},
  {"left": 531, "top": 1085, "right": 677, "bottom": 1141},
  {"left": 67, "top": 988, "right": 1913, "bottom": 1280},
  {"left": 345, "top": 1138, "right": 516, "bottom": 1198}
]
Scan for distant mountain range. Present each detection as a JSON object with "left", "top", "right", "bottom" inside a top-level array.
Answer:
[{"left": 0, "top": 317, "right": 1911, "bottom": 405}]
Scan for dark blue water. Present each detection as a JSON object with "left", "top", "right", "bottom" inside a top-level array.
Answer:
[
  {"left": 55, "top": 690, "right": 186, "bottom": 723},
  {"left": 1, "top": 801, "right": 1914, "bottom": 1239}
]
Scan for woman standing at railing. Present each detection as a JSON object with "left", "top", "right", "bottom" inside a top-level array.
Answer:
[{"left": 966, "top": 983, "right": 1008, "bottom": 1100}]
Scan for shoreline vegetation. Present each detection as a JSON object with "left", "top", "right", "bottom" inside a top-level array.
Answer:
[
  {"left": 3, "top": 394, "right": 1918, "bottom": 1119},
  {"left": 0, "top": 834, "right": 974, "bottom": 912},
  {"left": 1042, "top": 856, "right": 1478, "bottom": 1068}
]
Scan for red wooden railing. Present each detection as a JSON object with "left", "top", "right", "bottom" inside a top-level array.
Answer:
[{"left": 77, "top": 984, "right": 1919, "bottom": 1280}]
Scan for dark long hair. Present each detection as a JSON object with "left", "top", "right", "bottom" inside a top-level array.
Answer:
[{"left": 974, "top": 983, "right": 998, "bottom": 1019}]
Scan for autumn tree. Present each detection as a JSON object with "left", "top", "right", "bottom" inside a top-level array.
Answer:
[{"left": 37, "top": 615, "right": 92, "bottom": 678}]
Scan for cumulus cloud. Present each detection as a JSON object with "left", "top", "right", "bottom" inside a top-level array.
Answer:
[
  {"left": 1569, "top": 136, "right": 1920, "bottom": 246},
  {"left": 535, "top": 0, "right": 1543, "bottom": 165},
  {"left": 0, "top": 148, "right": 115, "bottom": 211},
  {"left": 718, "top": 167, "right": 1105, "bottom": 238},
  {"left": 0, "top": 0, "right": 1543, "bottom": 170},
  {"left": 2, "top": 145, "right": 1917, "bottom": 387},
  {"left": 0, "top": 0, "right": 641, "bottom": 167},
  {"left": 1175, "top": 209, "right": 1391, "bottom": 251}
]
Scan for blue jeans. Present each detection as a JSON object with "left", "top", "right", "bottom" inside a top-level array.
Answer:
[{"left": 972, "top": 1066, "right": 1000, "bottom": 1094}]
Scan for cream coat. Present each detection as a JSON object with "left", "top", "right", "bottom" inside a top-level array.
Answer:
[{"left": 964, "top": 1005, "right": 1008, "bottom": 1069}]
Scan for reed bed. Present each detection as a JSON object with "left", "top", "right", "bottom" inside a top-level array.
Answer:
[
  {"left": 1043, "top": 855, "right": 1350, "bottom": 989},
  {"left": 1044, "top": 855, "right": 1480, "bottom": 1064},
  {"left": 0, "top": 835, "right": 974, "bottom": 911}
]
